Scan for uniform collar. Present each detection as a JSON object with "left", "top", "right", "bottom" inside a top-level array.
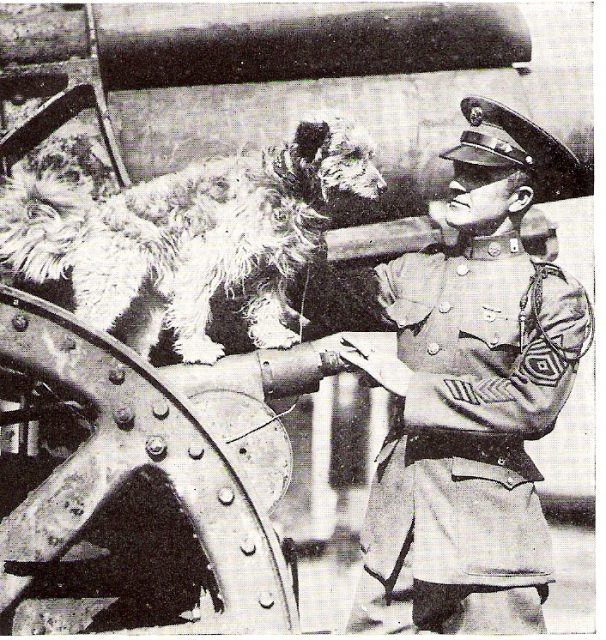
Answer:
[{"left": 460, "top": 230, "right": 526, "bottom": 260}]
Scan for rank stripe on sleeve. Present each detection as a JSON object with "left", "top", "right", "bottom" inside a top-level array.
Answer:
[
  {"left": 444, "top": 379, "right": 480, "bottom": 405},
  {"left": 475, "top": 378, "right": 515, "bottom": 403}
]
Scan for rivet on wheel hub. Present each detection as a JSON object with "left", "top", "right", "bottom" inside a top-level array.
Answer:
[
  {"left": 113, "top": 406, "right": 134, "bottom": 427},
  {"left": 61, "top": 335, "right": 76, "bottom": 351},
  {"left": 152, "top": 400, "right": 169, "bottom": 419},
  {"left": 188, "top": 443, "right": 205, "bottom": 459},
  {"left": 12, "top": 314, "right": 28, "bottom": 331},
  {"left": 109, "top": 368, "right": 125, "bottom": 385},
  {"left": 240, "top": 537, "right": 256, "bottom": 556},
  {"left": 218, "top": 487, "right": 234, "bottom": 505},
  {"left": 145, "top": 435, "right": 167, "bottom": 458},
  {"left": 259, "top": 592, "right": 274, "bottom": 609}
]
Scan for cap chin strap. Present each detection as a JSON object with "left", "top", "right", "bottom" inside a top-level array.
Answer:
[{"left": 461, "top": 130, "right": 535, "bottom": 169}]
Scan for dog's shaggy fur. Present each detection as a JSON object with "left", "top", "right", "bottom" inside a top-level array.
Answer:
[{"left": 0, "top": 116, "right": 386, "bottom": 363}]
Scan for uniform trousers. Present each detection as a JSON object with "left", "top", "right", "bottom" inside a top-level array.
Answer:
[{"left": 345, "top": 565, "right": 547, "bottom": 634}]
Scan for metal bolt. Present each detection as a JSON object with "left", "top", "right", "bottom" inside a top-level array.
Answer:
[
  {"left": 240, "top": 537, "right": 256, "bottom": 556},
  {"left": 188, "top": 443, "right": 205, "bottom": 460},
  {"left": 145, "top": 435, "right": 167, "bottom": 458},
  {"left": 61, "top": 335, "right": 76, "bottom": 351},
  {"left": 258, "top": 592, "right": 275, "bottom": 609},
  {"left": 109, "top": 368, "right": 125, "bottom": 385},
  {"left": 218, "top": 487, "right": 234, "bottom": 505},
  {"left": 113, "top": 406, "right": 134, "bottom": 427},
  {"left": 152, "top": 400, "right": 169, "bottom": 419},
  {"left": 12, "top": 314, "right": 28, "bottom": 331}
]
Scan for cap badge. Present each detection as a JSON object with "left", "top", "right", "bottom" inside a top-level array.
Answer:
[
  {"left": 495, "top": 141, "right": 513, "bottom": 154},
  {"left": 469, "top": 106, "right": 484, "bottom": 126}
]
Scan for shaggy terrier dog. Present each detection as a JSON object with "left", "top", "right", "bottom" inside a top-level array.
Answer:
[{"left": 0, "top": 116, "right": 386, "bottom": 363}]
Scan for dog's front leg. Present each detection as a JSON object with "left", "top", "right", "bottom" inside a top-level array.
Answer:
[
  {"left": 245, "top": 282, "right": 301, "bottom": 350},
  {"left": 168, "top": 235, "right": 226, "bottom": 364},
  {"left": 71, "top": 231, "right": 149, "bottom": 334}
]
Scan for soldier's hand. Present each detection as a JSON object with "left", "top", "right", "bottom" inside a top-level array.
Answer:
[{"left": 339, "top": 333, "right": 412, "bottom": 397}]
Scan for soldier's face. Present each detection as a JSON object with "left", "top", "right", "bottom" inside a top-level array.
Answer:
[{"left": 446, "top": 162, "right": 517, "bottom": 233}]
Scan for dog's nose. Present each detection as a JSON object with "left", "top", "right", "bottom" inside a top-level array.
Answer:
[{"left": 377, "top": 177, "right": 388, "bottom": 193}]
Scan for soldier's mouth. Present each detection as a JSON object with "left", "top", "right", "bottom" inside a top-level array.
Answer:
[{"left": 449, "top": 198, "right": 470, "bottom": 210}]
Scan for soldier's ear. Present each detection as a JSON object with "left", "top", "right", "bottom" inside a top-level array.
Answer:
[
  {"left": 294, "top": 121, "right": 330, "bottom": 162},
  {"left": 509, "top": 186, "right": 534, "bottom": 213}
]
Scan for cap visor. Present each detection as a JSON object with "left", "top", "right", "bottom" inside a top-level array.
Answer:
[{"left": 439, "top": 144, "right": 517, "bottom": 167}]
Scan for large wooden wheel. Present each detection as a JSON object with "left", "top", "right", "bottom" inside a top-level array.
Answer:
[{"left": 0, "top": 285, "right": 299, "bottom": 634}]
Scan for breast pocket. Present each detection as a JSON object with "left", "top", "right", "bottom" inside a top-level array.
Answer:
[
  {"left": 459, "top": 305, "right": 520, "bottom": 350},
  {"left": 452, "top": 457, "right": 553, "bottom": 578},
  {"left": 458, "top": 304, "right": 521, "bottom": 373}
]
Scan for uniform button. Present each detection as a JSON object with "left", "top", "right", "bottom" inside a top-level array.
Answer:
[
  {"left": 506, "top": 476, "right": 515, "bottom": 487},
  {"left": 427, "top": 342, "right": 441, "bottom": 355},
  {"left": 489, "top": 334, "right": 500, "bottom": 347},
  {"left": 497, "top": 457, "right": 507, "bottom": 466},
  {"left": 488, "top": 242, "right": 501, "bottom": 257},
  {"left": 457, "top": 264, "right": 470, "bottom": 276},
  {"left": 438, "top": 301, "right": 452, "bottom": 313}
]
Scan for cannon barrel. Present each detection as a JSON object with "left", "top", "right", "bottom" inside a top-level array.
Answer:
[
  {"left": 164, "top": 340, "right": 348, "bottom": 403},
  {"left": 0, "top": 4, "right": 531, "bottom": 91}
]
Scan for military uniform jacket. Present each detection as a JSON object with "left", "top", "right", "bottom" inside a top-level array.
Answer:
[{"left": 358, "top": 231, "right": 589, "bottom": 591}]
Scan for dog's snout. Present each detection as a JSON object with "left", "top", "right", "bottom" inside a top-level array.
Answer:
[{"left": 370, "top": 166, "right": 388, "bottom": 193}]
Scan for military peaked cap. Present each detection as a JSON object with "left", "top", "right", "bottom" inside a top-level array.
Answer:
[{"left": 440, "top": 96, "right": 582, "bottom": 202}]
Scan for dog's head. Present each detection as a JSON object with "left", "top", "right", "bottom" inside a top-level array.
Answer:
[{"left": 292, "top": 116, "right": 387, "bottom": 202}]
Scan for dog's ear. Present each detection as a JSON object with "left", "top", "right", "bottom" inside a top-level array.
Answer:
[{"left": 294, "top": 121, "right": 330, "bottom": 162}]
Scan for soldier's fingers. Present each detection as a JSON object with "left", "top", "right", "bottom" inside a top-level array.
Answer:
[
  {"left": 340, "top": 334, "right": 374, "bottom": 359},
  {"left": 339, "top": 350, "right": 376, "bottom": 376}
]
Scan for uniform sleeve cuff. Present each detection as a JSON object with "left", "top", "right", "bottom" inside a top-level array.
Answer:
[{"left": 404, "top": 372, "right": 444, "bottom": 430}]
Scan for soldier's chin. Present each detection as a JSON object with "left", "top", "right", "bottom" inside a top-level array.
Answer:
[{"left": 445, "top": 202, "right": 473, "bottom": 229}]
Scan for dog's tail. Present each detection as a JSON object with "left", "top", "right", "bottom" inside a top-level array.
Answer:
[{"left": 0, "top": 169, "right": 92, "bottom": 283}]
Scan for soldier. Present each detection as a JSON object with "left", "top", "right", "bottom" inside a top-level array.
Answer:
[{"left": 304, "top": 97, "right": 593, "bottom": 633}]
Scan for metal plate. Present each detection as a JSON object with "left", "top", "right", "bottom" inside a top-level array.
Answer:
[{"left": 190, "top": 390, "right": 292, "bottom": 514}]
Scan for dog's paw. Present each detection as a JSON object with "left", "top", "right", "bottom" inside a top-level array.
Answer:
[
  {"left": 177, "top": 336, "right": 226, "bottom": 364},
  {"left": 251, "top": 324, "right": 301, "bottom": 350}
]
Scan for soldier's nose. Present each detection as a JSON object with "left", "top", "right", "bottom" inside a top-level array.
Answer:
[{"left": 449, "top": 179, "right": 467, "bottom": 194}]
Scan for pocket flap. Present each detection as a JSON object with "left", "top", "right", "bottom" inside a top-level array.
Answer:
[
  {"left": 459, "top": 306, "right": 519, "bottom": 349},
  {"left": 452, "top": 457, "right": 529, "bottom": 490},
  {"left": 384, "top": 298, "right": 432, "bottom": 329}
]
